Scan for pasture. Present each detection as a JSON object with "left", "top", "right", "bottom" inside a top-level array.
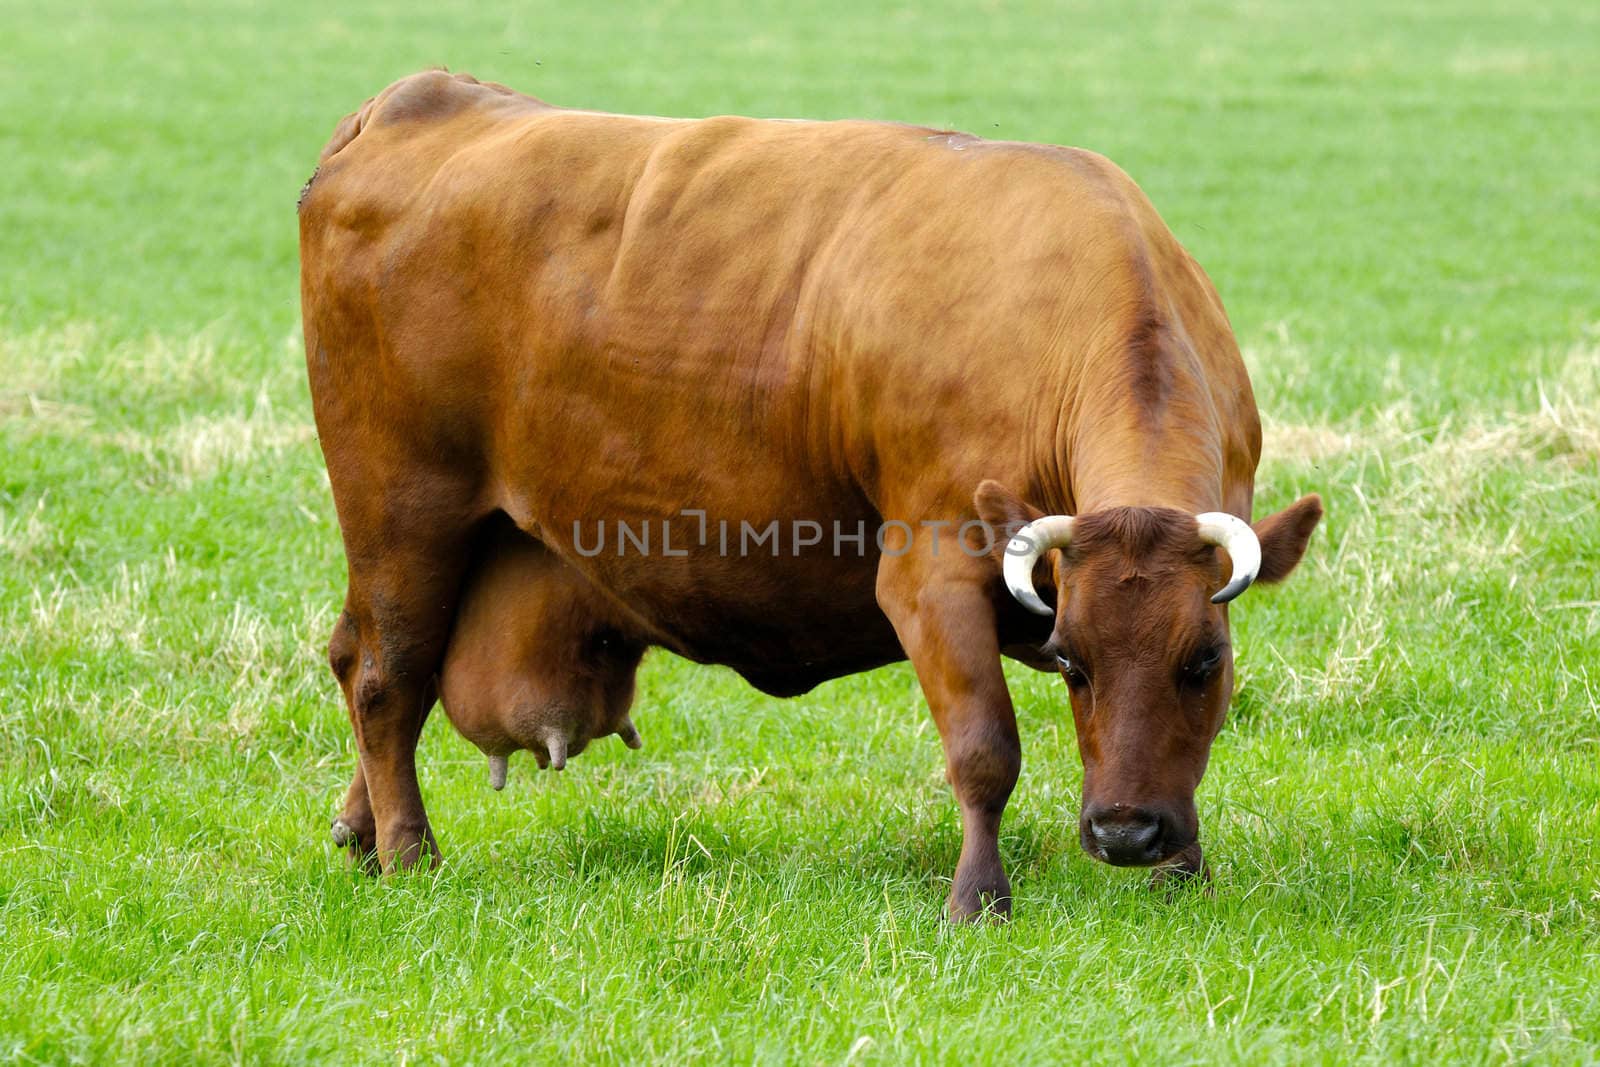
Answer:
[{"left": 3, "top": 0, "right": 1598, "bottom": 1061}]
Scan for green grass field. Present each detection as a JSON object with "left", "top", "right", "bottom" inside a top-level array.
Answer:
[{"left": 3, "top": 0, "right": 1599, "bottom": 1061}]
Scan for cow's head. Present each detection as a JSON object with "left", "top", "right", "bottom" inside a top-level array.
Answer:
[{"left": 975, "top": 481, "right": 1321, "bottom": 868}]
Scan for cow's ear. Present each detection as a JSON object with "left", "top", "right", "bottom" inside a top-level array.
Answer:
[
  {"left": 1253, "top": 494, "right": 1323, "bottom": 585},
  {"left": 973, "top": 480, "right": 1045, "bottom": 565}
]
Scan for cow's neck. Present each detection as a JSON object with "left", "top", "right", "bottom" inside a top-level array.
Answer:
[
  {"left": 1038, "top": 289, "right": 1255, "bottom": 521},
  {"left": 1070, "top": 454, "right": 1224, "bottom": 516},
  {"left": 1059, "top": 395, "right": 1234, "bottom": 518}
]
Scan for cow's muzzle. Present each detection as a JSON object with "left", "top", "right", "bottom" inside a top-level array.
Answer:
[{"left": 1081, "top": 805, "right": 1178, "bottom": 867}]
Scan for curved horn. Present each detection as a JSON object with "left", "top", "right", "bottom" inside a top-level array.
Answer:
[
  {"left": 1002, "top": 515, "right": 1076, "bottom": 616},
  {"left": 616, "top": 716, "right": 643, "bottom": 750},
  {"left": 1196, "top": 512, "right": 1261, "bottom": 604},
  {"left": 488, "top": 754, "right": 508, "bottom": 791}
]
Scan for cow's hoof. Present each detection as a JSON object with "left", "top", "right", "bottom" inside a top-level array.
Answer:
[
  {"left": 330, "top": 816, "right": 381, "bottom": 873},
  {"left": 946, "top": 854, "right": 1013, "bottom": 923},
  {"left": 374, "top": 821, "right": 442, "bottom": 874},
  {"left": 946, "top": 896, "right": 1012, "bottom": 924},
  {"left": 945, "top": 879, "right": 1013, "bottom": 924}
]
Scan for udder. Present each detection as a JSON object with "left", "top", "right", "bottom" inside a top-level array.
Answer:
[{"left": 439, "top": 527, "right": 647, "bottom": 788}]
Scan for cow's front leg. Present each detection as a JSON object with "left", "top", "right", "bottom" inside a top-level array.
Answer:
[{"left": 878, "top": 555, "right": 1020, "bottom": 922}]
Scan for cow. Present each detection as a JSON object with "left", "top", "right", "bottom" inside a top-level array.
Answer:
[{"left": 301, "top": 70, "right": 1322, "bottom": 921}]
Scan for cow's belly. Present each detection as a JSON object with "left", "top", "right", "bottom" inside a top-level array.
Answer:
[{"left": 489, "top": 410, "right": 904, "bottom": 692}]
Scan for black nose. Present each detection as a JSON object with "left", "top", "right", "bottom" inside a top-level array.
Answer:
[{"left": 1084, "top": 807, "right": 1166, "bottom": 866}]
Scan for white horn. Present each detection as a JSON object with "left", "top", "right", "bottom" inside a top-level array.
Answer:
[
  {"left": 1002, "top": 516, "right": 1076, "bottom": 616},
  {"left": 488, "top": 754, "right": 508, "bottom": 791},
  {"left": 1196, "top": 512, "right": 1261, "bottom": 604}
]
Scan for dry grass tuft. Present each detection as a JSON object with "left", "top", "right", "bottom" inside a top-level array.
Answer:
[
  {"left": 1250, "top": 341, "right": 1600, "bottom": 719},
  {"left": 110, "top": 389, "right": 316, "bottom": 486},
  {"left": 1, "top": 324, "right": 317, "bottom": 486},
  {"left": 0, "top": 496, "right": 54, "bottom": 562}
]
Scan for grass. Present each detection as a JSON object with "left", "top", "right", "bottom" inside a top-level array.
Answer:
[{"left": 2, "top": 0, "right": 1598, "bottom": 1062}]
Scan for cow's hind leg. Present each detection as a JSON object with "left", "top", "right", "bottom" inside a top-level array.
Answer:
[
  {"left": 329, "top": 692, "right": 433, "bottom": 870},
  {"left": 329, "top": 756, "right": 374, "bottom": 862},
  {"left": 325, "top": 499, "right": 474, "bottom": 872},
  {"left": 877, "top": 551, "right": 1020, "bottom": 922}
]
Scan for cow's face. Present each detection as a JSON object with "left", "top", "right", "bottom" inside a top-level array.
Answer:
[
  {"left": 975, "top": 482, "right": 1322, "bottom": 868},
  {"left": 1043, "top": 510, "right": 1236, "bottom": 866}
]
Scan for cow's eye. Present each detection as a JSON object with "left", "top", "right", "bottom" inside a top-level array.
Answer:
[
  {"left": 1055, "top": 653, "right": 1087, "bottom": 685},
  {"left": 1183, "top": 646, "right": 1226, "bottom": 682}
]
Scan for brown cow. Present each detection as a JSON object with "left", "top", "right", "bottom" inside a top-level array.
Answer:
[{"left": 301, "top": 70, "right": 1321, "bottom": 920}]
